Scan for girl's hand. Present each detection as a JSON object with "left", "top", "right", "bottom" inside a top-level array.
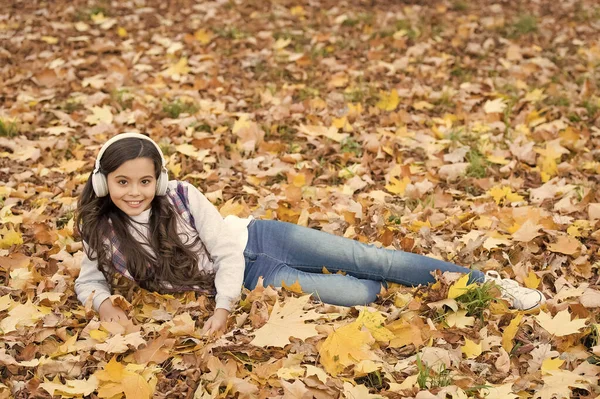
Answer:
[
  {"left": 202, "top": 308, "right": 229, "bottom": 337},
  {"left": 98, "top": 298, "right": 129, "bottom": 322}
]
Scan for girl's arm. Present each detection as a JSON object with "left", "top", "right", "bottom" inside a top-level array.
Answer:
[
  {"left": 182, "top": 181, "right": 245, "bottom": 313},
  {"left": 75, "top": 243, "right": 113, "bottom": 311}
]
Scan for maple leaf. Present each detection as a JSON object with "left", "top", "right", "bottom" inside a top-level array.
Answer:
[
  {"left": 511, "top": 220, "right": 542, "bottom": 242},
  {"left": 502, "top": 313, "right": 523, "bottom": 352},
  {"left": 484, "top": 98, "right": 507, "bottom": 113},
  {"left": 354, "top": 308, "right": 395, "bottom": 343},
  {"left": 547, "top": 235, "right": 580, "bottom": 255},
  {"left": 0, "top": 227, "right": 23, "bottom": 249},
  {"left": 84, "top": 106, "right": 113, "bottom": 125},
  {"left": 461, "top": 338, "right": 482, "bottom": 359},
  {"left": 481, "top": 383, "right": 519, "bottom": 399},
  {"left": 94, "top": 332, "right": 146, "bottom": 353},
  {"left": 534, "top": 309, "right": 588, "bottom": 337},
  {"left": 40, "top": 375, "right": 98, "bottom": 397},
  {"left": 447, "top": 274, "right": 478, "bottom": 299},
  {"left": 319, "top": 320, "right": 378, "bottom": 375},
  {"left": 250, "top": 295, "right": 320, "bottom": 347},
  {"left": 446, "top": 310, "right": 474, "bottom": 328},
  {"left": 161, "top": 57, "right": 190, "bottom": 78},
  {"left": 280, "top": 379, "right": 310, "bottom": 399},
  {"left": 342, "top": 382, "right": 384, "bottom": 398},
  {"left": 297, "top": 124, "right": 348, "bottom": 143},
  {"left": 533, "top": 369, "right": 595, "bottom": 399},
  {"left": 376, "top": 89, "right": 400, "bottom": 111}
]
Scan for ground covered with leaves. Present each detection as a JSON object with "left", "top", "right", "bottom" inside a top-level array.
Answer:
[{"left": 1, "top": 0, "right": 600, "bottom": 398}]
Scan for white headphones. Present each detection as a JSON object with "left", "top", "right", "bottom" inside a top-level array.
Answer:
[{"left": 92, "top": 132, "right": 169, "bottom": 197}]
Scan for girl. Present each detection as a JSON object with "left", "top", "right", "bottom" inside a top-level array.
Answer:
[{"left": 75, "top": 133, "right": 545, "bottom": 335}]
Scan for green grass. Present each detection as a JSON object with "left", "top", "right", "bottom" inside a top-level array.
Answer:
[
  {"left": 112, "top": 89, "right": 134, "bottom": 110},
  {"left": 416, "top": 355, "right": 453, "bottom": 390},
  {"left": 452, "top": 1, "right": 469, "bottom": 12},
  {"left": 340, "top": 137, "right": 362, "bottom": 156},
  {"left": 511, "top": 14, "right": 538, "bottom": 36},
  {"left": 0, "top": 118, "right": 18, "bottom": 137},
  {"left": 466, "top": 149, "right": 488, "bottom": 178},
  {"left": 582, "top": 100, "right": 599, "bottom": 119},
  {"left": 455, "top": 281, "right": 497, "bottom": 319},
  {"left": 162, "top": 100, "right": 199, "bottom": 118},
  {"left": 545, "top": 96, "right": 570, "bottom": 107}
]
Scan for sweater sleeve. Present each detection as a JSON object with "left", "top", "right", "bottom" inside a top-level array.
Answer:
[
  {"left": 181, "top": 181, "right": 244, "bottom": 311},
  {"left": 74, "top": 243, "right": 112, "bottom": 312}
]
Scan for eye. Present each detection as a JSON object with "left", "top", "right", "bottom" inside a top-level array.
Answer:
[
  {"left": 118, "top": 180, "right": 128, "bottom": 185},
  {"left": 141, "top": 179, "right": 151, "bottom": 185}
]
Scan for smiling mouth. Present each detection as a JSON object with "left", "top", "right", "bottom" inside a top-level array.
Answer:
[{"left": 126, "top": 201, "right": 143, "bottom": 206}]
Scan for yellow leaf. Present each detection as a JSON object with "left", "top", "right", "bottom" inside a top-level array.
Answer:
[
  {"left": 39, "top": 375, "right": 98, "bottom": 397},
  {"left": 250, "top": 295, "right": 321, "bottom": 347},
  {"left": 281, "top": 280, "right": 303, "bottom": 294},
  {"left": 413, "top": 101, "right": 435, "bottom": 110},
  {"left": 41, "top": 36, "right": 58, "bottom": 44},
  {"left": 194, "top": 29, "right": 213, "bottom": 45},
  {"left": 319, "top": 320, "right": 377, "bottom": 375},
  {"left": 84, "top": 106, "right": 113, "bottom": 125},
  {"left": 541, "top": 357, "right": 564, "bottom": 375},
  {"left": 487, "top": 155, "right": 509, "bottom": 165},
  {"left": 116, "top": 27, "right": 128, "bottom": 37},
  {"left": 448, "top": 274, "right": 477, "bottom": 299},
  {"left": 162, "top": 57, "right": 190, "bottom": 77},
  {"left": 376, "top": 90, "right": 400, "bottom": 111},
  {"left": 385, "top": 176, "right": 410, "bottom": 195},
  {"left": 487, "top": 185, "right": 523, "bottom": 205},
  {"left": 0, "top": 227, "right": 23, "bottom": 249},
  {"left": 461, "top": 338, "right": 482, "bottom": 359},
  {"left": 534, "top": 309, "right": 588, "bottom": 337},
  {"left": 502, "top": 313, "right": 523, "bottom": 353},
  {"left": 355, "top": 308, "right": 395, "bottom": 343},
  {"left": 446, "top": 310, "right": 474, "bottom": 328},
  {"left": 90, "top": 329, "right": 109, "bottom": 342},
  {"left": 523, "top": 271, "right": 541, "bottom": 289},
  {"left": 297, "top": 124, "right": 348, "bottom": 143},
  {"left": 290, "top": 6, "right": 305, "bottom": 16},
  {"left": 95, "top": 356, "right": 124, "bottom": 383},
  {"left": 291, "top": 173, "right": 306, "bottom": 188},
  {"left": 175, "top": 144, "right": 208, "bottom": 161},
  {"left": 122, "top": 373, "right": 152, "bottom": 399}
]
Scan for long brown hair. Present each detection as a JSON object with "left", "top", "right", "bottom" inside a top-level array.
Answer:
[{"left": 76, "top": 137, "right": 215, "bottom": 294}]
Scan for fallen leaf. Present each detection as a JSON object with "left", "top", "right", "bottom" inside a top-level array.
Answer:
[
  {"left": 534, "top": 309, "right": 588, "bottom": 337},
  {"left": 250, "top": 295, "right": 320, "bottom": 347}
]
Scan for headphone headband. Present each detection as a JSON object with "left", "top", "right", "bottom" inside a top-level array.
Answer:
[{"left": 93, "top": 132, "right": 167, "bottom": 174}]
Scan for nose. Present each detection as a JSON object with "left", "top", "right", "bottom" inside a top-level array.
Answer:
[{"left": 130, "top": 183, "right": 140, "bottom": 195}]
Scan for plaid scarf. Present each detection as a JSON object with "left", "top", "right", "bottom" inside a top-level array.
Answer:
[{"left": 107, "top": 182, "right": 215, "bottom": 295}]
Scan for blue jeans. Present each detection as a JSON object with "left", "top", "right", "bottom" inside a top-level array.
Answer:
[{"left": 243, "top": 220, "right": 484, "bottom": 307}]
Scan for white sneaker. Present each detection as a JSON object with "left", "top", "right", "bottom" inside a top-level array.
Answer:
[{"left": 484, "top": 271, "right": 545, "bottom": 311}]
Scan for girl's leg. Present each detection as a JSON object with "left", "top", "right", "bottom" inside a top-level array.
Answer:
[
  {"left": 243, "top": 250, "right": 382, "bottom": 306},
  {"left": 245, "top": 220, "right": 484, "bottom": 288}
]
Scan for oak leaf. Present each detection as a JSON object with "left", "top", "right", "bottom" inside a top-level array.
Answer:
[{"left": 250, "top": 295, "right": 320, "bottom": 347}]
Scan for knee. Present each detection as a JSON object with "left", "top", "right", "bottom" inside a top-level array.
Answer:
[{"left": 314, "top": 280, "right": 380, "bottom": 307}]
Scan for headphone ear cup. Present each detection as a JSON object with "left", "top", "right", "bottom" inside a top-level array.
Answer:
[
  {"left": 155, "top": 171, "right": 169, "bottom": 196},
  {"left": 92, "top": 172, "right": 109, "bottom": 197}
]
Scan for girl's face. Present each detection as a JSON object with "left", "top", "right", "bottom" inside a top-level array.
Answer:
[{"left": 106, "top": 157, "right": 157, "bottom": 216}]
